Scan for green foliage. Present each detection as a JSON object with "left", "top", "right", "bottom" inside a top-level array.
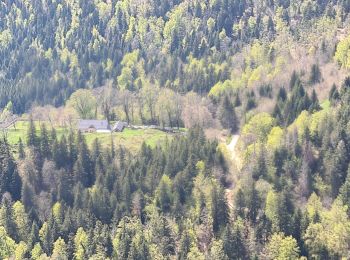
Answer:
[
  {"left": 0, "top": 226, "right": 16, "bottom": 259},
  {"left": 309, "top": 64, "right": 322, "bottom": 85},
  {"left": 2, "top": 1, "right": 350, "bottom": 259},
  {"left": 74, "top": 228, "right": 88, "bottom": 260},
  {"left": 265, "top": 233, "right": 300, "bottom": 260},
  {"left": 52, "top": 237, "right": 68, "bottom": 260},
  {"left": 155, "top": 175, "right": 174, "bottom": 213},
  {"left": 67, "top": 89, "right": 96, "bottom": 119},
  {"left": 0, "top": 139, "right": 21, "bottom": 200},
  {"left": 242, "top": 112, "right": 275, "bottom": 142},
  {"left": 15, "top": 241, "right": 28, "bottom": 260},
  {"left": 304, "top": 199, "right": 350, "bottom": 258},
  {"left": 218, "top": 95, "right": 238, "bottom": 133},
  {"left": 335, "top": 34, "right": 350, "bottom": 68}
]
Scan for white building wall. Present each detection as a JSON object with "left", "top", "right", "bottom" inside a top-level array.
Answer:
[{"left": 96, "top": 129, "right": 111, "bottom": 133}]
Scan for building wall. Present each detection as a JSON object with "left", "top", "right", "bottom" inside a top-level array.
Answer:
[{"left": 96, "top": 129, "right": 111, "bottom": 133}]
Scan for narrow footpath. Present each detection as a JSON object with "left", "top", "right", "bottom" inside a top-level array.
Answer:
[{"left": 224, "top": 134, "right": 240, "bottom": 210}]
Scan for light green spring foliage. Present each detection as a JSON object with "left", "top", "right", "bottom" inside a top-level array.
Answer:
[
  {"left": 265, "top": 190, "right": 280, "bottom": 232},
  {"left": 155, "top": 174, "right": 174, "bottom": 212},
  {"left": 209, "top": 239, "right": 229, "bottom": 260},
  {"left": 265, "top": 233, "right": 300, "bottom": 260},
  {"left": 304, "top": 198, "right": 350, "bottom": 258},
  {"left": 242, "top": 102, "right": 329, "bottom": 160},
  {"left": 208, "top": 40, "right": 287, "bottom": 98},
  {"left": 94, "top": 0, "right": 112, "bottom": 20},
  {"left": 112, "top": 217, "right": 145, "bottom": 259},
  {"left": 241, "top": 112, "right": 275, "bottom": 160},
  {"left": 309, "top": 108, "right": 329, "bottom": 138},
  {"left": 52, "top": 202, "right": 64, "bottom": 225},
  {"left": 288, "top": 108, "right": 330, "bottom": 140},
  {"left": 193, "top": 161, "right": 216, "bottom": 219},
  {"left": 0, "top": 29, "right": 12, "bottom": 49},
  {"left": 14, "top": 241, "right": 28, "bottom": 260},
  {"left": 267, "top": 126, "right": 284, "bottom": 150},
  {"left": 12, "top": 201, "right": 30, "bottom": 242},
  {"left": 31, "top": 243, "right": 44, "bottom": 260},
  {"left": 67, "top": 89, "right": 96, "bottom": 119},
  {"left": 163, "top": 2, "right": 190, "bottom": 52},
  {"left": 335, "top": 34, "right": 350, "bottom": 68},
  {"left": 0, "top": 225, "right": 31, "bottom": 260},
  {"left": 0, "top": 226, "right": 16, "bottom": 259},
  {"left": 52, "top": 237, "right": 68, "bottom": 260},
  {"left": 306, "top": 193, "right": 323, "bottom": 220},
  {"left": 117, "top": 50, "right": 146, "bottom": 91},
  {"left": 288, "top": 110, "right": 310, "bottom": 140},
  {"left": 187, "top": 246, "right": 205, "bottom": 260},
  {"left": 209, "top": 80, "right": 241, "bottom": 98},
  {"left": 74, "top": 227, "right": 88, "bottom": 260},
  {"left": 39, "top": 222, "right": 49, "bottom": 249},
  {"left": 242, "top": 112, "right": 275, "bottom": 142}
]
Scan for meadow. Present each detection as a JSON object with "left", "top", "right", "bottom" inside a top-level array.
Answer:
[{"left": 3, "top": 121, "right": 175, "bottom": 153}]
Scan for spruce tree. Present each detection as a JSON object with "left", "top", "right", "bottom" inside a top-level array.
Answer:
[
  {"left": 26, "top": 118, "right": 38, "bottom": 147},
  {"left": 309, "top": 89, "right": 320, "bottom": 112},
  {"left": 234, "top": 188, "right": 245, "bottom": 219},
  {"left": 309, "top": 64, "right": 321, "bottom": 85},
  {"left": 18, "top": 138, "right": 25, "bottom": 159},
  {"left": 218, "top": 95, "right": 238, "bottom": 133},
  {"left": 222, "top": 224, "right": 247, "bottom": 259},
  {"left": 75, "top": 131, "right": 93, "bottom": 187},
  {"left": 0, "top": 139, "right": 21, "bottom": 200},
  {"left": 0, "top": 196, "right": 17, "bottom": 241},
  {"left": 211, "top": 185, "right": 229, "bottom": 234},
  {"left": 40, "top": 124, "right": 51, "bottom": 159},
  {"left": 329, "top": 84, "right": 340, "bottom": 104}
]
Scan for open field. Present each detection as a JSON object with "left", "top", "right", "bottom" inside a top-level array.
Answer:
[{"left": 2, "top": 121, "right": 177, "bottom": 153}]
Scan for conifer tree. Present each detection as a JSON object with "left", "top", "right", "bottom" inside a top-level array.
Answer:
[
  {"left": 18, "top": 138, "right": 25, "bottom": 159},
  {"left": 309, "top": 89, "right": 320, "bottom": 112},
  {"left": 218, "top": 95, "right": 238, "bottom": 133},
  {"left": 40, "top": 124, "right": 51, "bottom": 159},
  {"left": 211, "top": 185, "right": 229, "bottom": 234},
  {"left": 26, "top": 118, "right": 38, "bottom": 148},
  {"left": 222, "top": 224, "right": 247, "bottom": 259},
  {"left": 0, "top": 196, "right": 17, "bottom": 241},
  {"left": 329, "top": 84, "right": 340, "bottom": 104},
  {"left": 234, "top": 188, "right": 245, "bottom": 219},
  {"left": 0, "top": 139, "right": 21, "bottom": 200},
  {"left": 75, "top": 132, "right": 93, "bottom": 187},
  {"left": 309, "top": 64, "right": 321, "bottom": 85}
]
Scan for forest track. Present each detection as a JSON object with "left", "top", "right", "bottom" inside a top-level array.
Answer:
[{"left": 225, "top": 135, "right": 240, "bottom": 210}]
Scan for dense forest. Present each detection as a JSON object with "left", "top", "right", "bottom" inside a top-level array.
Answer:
[
  {"left": 2, "top": 0, "right": 350, "bottom": 259},
  {"left": 0, "top": 0, "right": 348, "bottom": 112}
]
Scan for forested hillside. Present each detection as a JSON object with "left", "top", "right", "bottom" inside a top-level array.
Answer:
[
  {"left": 2, "top": 0, "right": 350, "bottom": 259},
  {"left": 1, "top": 0, "right": 349, "bottom": 112}
]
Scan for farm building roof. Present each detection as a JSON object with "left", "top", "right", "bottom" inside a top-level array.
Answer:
[{"left": 78, "top": 120, "right": 111, "bottom": 130}]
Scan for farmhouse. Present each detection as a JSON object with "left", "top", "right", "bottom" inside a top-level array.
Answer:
[
  {"left": 112, "top": 121, "right": 127, "bottom": 132},
  {"left": 78, "top": 120, "right": 111, "bottom": 133}
]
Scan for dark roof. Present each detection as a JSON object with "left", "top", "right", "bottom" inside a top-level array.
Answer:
[
  {"left": 78, "top": 120, "right": 110, "bottom": 130},
  {"left": 113, "top": 121, "right": 127, "bottom": 131}
]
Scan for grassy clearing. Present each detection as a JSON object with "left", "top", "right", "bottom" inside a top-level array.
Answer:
[
  {"left": 84, "top": 128, "right": 172, "bottom": 152},
  {"left": 3, "top": 121, "right": 175, "bottom": 153}
]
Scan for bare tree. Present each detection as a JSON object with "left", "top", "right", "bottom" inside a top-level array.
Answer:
[
  {"left": 141, "top": 84, "right": 159, "bottom": 124},
  {"left": 119, "top": 90, "right": 132, "bottom": 123},
  {"left": 182, "top": 92, "right": 214, "bottom": 129}
]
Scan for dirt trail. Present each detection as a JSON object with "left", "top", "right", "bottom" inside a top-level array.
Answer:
[
  {"left": 225, "top": 135, "right": 240, "bottom": 209},
  {"left": 227, "top": 135, "right": 239, "bottom": 159}
]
